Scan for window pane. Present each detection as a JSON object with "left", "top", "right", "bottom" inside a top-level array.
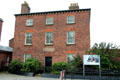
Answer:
[
  {"left": 46, "top": 32, "right": 53, "bottom": 44},
  {"left": 67, "top": 16, "right": 75, "bottom": 24},
  {"left": 67, "top": 31, "right": 75, "bottom": 44},
  {"left": 25, "top": 33, "right": 32, "bottom": 45},
  {"left": 24, "top": 54, "right": 32, "bottom": 62},
  {"left": 67, "top": 54, "right": 74, "bottom": 63},
  {"left": 46, "top": 17, "right": 53, "bottom": 25},
  {"left": 26, "top": 19, "right": 33, "bottom": 26}
]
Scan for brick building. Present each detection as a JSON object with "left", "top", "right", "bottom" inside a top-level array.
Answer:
[
  {"left": 0, "top": 18, "right": 12, "bottom": 69},
  {"left": 13, "top": 2, "right": 91, "bottom": 67}
]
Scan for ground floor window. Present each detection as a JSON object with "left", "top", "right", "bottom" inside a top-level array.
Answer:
[
  {"left": 67, "top": 54, "right": 74, "bottom": 63},
  {"left": 24, "top": 54, "right": 32, "bottom": 62}
]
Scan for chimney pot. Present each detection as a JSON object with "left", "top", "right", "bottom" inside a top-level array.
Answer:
[
  {"left": 21, "top": 1, "right": 30, "bottom": 14},
  {"left": 69, "top": 3, "right": 79, "bottom": 10}
]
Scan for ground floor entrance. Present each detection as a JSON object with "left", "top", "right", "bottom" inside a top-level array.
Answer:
[{"left": 45, "top": 57, "right": 52, "bottom": 72}]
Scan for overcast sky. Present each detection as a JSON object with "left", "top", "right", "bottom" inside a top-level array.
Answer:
[{"left": 0, "top": 0, "right": 120, "bottom": 47}]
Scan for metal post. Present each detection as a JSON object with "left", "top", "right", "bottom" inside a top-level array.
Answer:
[
  {"left": 99, "top": 65, "right": 101, "bottom": 78},
  {"left": 99, "top": 55, "right": 101, "bottom": 79},
  {"left": 83, "top": 64, "right": 85, "bottom": 78}
]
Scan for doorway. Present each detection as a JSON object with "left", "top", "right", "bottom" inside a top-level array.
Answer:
[{"left": 45, "top": 57, "right": 52, "bottom": 72}]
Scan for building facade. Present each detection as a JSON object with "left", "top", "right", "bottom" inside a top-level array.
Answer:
[
  {"left": 13, "top": 2, "right": 91, "bottom": 67},
  {"left": 0, "top": 18, "right": 12, "bottom": 69}
]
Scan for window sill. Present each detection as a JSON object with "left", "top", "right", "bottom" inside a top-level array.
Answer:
[
  {"left": 45, "top": 24, "right": 54, "bottom": 26},
  {"left": 24, "top": 44, "right": 32, "bottom": 46},
  {"left": 45, "top": 44, "right": 53, "bottom": 46},
  {"left": 66, "top": 43, "right": 75, "bottom": 45},
  {"left": 26, "top": 25, "right": 34, "bottom": 27},
  {"left": 66, "top": 22, "right": 76, "bottom": 25}
]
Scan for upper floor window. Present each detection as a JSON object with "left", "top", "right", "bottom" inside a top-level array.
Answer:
[
  {"left": 24, "top": 54, "right": 32, "bottom": 62},
  {"left": 45, "top": 32, "right": 53, "bottom": 45},
  {"left": 67, "top": 54, "right": 74, "bottom": 63},
  {"left": 25, "top": 33, "right": 32, "bottom": 45},
  {"left": 67, "top": 31, "right": 75, "bottom": 44},
  {"left": 46, "top": 17, "right": 54, "bottom": 25},
  {"left": 67, "top": 16, "right": 75, "bottom": 24},
  {"left": 26, "top": 19, "right": 33, "bottom": 26}
]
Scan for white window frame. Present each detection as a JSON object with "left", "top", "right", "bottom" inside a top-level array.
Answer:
[
  {"left": 24, "top": 54, "right": 32, "bottom": 62},
  {"left": 67, "top": 54, "right": 74, "bottom": 63},
  {"left": 67, "top": 16, "right": 75, "bottom": 24},
  {"left": 25, "top": 33, "right": 32, "bottom": 45},
  {"left": 46, "top": 17, "right": 54, "bottom": 25},
  {"left": 67, "top": 31, "right": 75, "bottom": 44},
  {"left": 26, "top": 19, "right": 33, "bottom": 26},
  {"left": 45, "top": 32, "right": 53, "bottom": 45}
]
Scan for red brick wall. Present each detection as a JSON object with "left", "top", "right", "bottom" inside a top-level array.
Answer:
[
  {"left": 13, "top": 10, "right": 90, "bottom": 65},
  {"left": 0, "top": 51, "right": 12, "bottom": 68}
]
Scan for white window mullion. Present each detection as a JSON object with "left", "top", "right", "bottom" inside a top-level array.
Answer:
[
  {"left": 25, "top": 33, "right": 32, "bottom": 45},
  {"left": 67, "top": 16, "right": 75, "bottom": 24},
  {"left": 67, "top": 31, "right": 75, "bottom": 44},
  {"left": 46, "top": 17, "right": 54, "bottom": 25},
  {"left": 26, "top": 19, "right": 33, "bottom": 26},
  {"left": 45, "top": 32, "right": 53, "bottom": 45}
]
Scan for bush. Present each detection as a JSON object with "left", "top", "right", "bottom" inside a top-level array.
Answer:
[
  {"left": 87, "top": 42, "right": 120, "bottom": 69},
  {"left": 8, "top": 59, "right": 23, "bottom": 73},
  {"left": 52, "top": 62, "right": 68, "bottom": 74},
  {"left": 21, "top": 58, "right": 41, "bottom": 73},
  {"left": 67, "top": 54, "right": 83, "bottom": 72}
]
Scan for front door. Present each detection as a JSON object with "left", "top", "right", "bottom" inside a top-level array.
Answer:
[{"left": 45, "top": 57, "right": 52, "bottom": 72}]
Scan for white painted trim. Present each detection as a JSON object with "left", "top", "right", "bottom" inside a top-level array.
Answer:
[
  {"left": 25, "top": 32, "right": 32, "bottom": 45},
  {"left": 26, "top": 19, "right": 34, "bottom": 26},
  {"left": 66, "top": 54, "right": 74, "bottom": 63},
  {"left": 67, "top": 16, "right": 75, "bottom": 24},
  {"left": 67, "top": 31, "right": 75, "bottom": 44},
  {"left": 46, "top": 17, "right": 54, "bottom": 25},
  {"left": 45, "top": 32, "right": 53, "bottom": 45}
]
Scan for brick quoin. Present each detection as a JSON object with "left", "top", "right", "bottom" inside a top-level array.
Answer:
[{"left": 13, "top": 2, "right": 91, "bottom": 66}]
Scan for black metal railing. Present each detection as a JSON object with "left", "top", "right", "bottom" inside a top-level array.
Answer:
[{"left": 63, "top": 69, "right": 120, "bottom": 80}]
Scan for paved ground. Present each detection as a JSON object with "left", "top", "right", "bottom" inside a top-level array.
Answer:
[
  {"left": 0, "top": 72, "right": 59, "bottom": 80},
  {"left": 0, "top": 72, "right": 87, "bottom": 80}
]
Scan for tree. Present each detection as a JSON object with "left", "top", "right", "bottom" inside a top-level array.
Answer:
[
  {"left": 87, "top": 42, "right": 120, "bottom": 69},
  {"left": 67, "top": 54, "right": 83, "bottom": 72}
]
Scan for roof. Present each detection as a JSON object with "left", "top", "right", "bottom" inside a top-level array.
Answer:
[
  {"left": 15, "top": 8, "right": 91, "bottom": 16},
  {"left": 0, "top": 45, "right": 13, "bottom": 52}
]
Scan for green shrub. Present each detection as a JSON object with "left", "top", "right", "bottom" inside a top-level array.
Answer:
[
  {"left": 8, "top": 59, "right": 23, "bottom": 73},
  {"left": 21, "top": 58, "right": 41, "bottom": 73},
  {"left": 87, "top": 42, "right": 120, "bottom": 69},
  {"left": 67, "top": 54, "right": 83, "bottom": 72},
  {"left": 51, "top": 71, "right": 60, "bottom": 75},
  {"left": 52, "top": 62, "right": 68, "bottom": 74}
]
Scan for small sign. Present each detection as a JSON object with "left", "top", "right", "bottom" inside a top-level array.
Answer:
[{"left": 83, "top": 55, "right": 100, "bottom": 65}]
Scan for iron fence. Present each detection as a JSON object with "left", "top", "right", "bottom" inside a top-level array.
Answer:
[{"left": 63, "top": 69, "right": 120, "bottom": 80}]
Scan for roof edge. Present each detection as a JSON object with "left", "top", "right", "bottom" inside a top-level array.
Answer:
[{"left": 15, "top": 8, "right": 91, "bottom": 16}]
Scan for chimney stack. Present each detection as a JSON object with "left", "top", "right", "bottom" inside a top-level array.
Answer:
[
  {"left": 21, "top": 1, "right": 30, "bottom": 14},
  {"left": 0, "top": 18, "right": 3, "bottom": 41},
  {"left": 69, "top": 3, "right": 79, "bottom": 10}
]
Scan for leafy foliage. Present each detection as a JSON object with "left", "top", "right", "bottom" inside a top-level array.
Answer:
[
  {"left": 88, "top": 42, "right": 120, "bottom": 69},
  {"left": 21, "top": 58, "right": 41, "bottom": 73},
  {"left": 67, "top": 54, "right": 83, "bottom": 72},
  {"left": 8, "top": 59, "right": 23, "bottom": 73},
  {"left": 52, "top": 62, "right": 68, "bottom": 74}
]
